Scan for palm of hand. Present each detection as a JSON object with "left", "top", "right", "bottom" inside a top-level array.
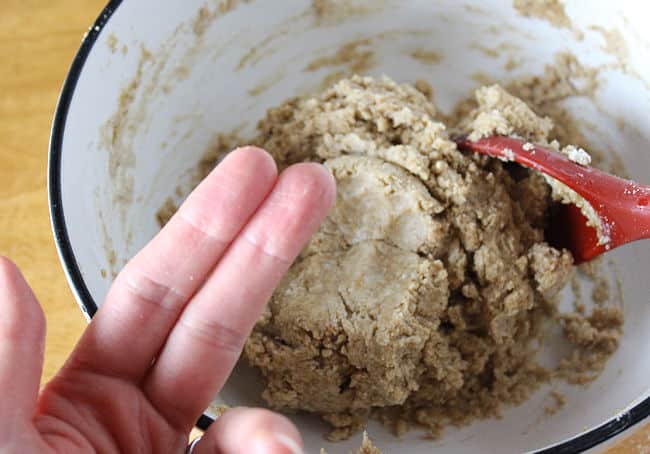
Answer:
[
  {"left": 33, "top": 369, "right": 186, "bottom": 453},
  {"left": 0, "top": 148, "right": 335, "bottom": 454}
]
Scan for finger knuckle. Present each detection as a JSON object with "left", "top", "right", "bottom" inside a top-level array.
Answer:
[
  {"left": 179, "top": 316, "right": 246, "bottom": 356},
  {"left": 243, "top": 233, "right": 292, "bottom": 266},
  {"left": 178, "top": 209, "right": 233, "bottom": 245},
  {"left": 119, "top": 269, "right": 187, "bottom": 312}
]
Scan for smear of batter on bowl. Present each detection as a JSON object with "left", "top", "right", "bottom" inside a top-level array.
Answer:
[
  {"left": 504, "top": 57, "right": 524, "bottom": 70},
  {"left": 588, "top": 25, "right": 650, "bottom": 92},
  {"left": 107, "top": 33, "right": 118, "bottom": 53},
  {"left": 305, "top": 39, "right": 375, "bottom": 74},
  {"left": 471, "top": 41, "right": 520, "bottom": 59},
  {"left": 311, "top": 0, "right": 383, "bottom": 25},
  {"left": 247, "top": 70, "right": 286, "bottom": 97},
  {"left": 512, "top": 0, "right": 572, "bottom": 29},
  {"left": 512, "top": 0, "right": 585, "bottom": 40},
  {"left": 303, "top": 29, "right": 434, "bottom": 91},
  {"left": 193, "top": 0, "right": 254, "bottom": 37},
  {"left": 160, "top": 72, "right": 624, "bottom": 443},
  {"left": 590, "top": 26, "right": 629, "bottom": 61},
  {"left": 101, "top": 46, "right": 153, "bottom": 208},
  {"left": 304, "top": 38, "right": 377, "bottom": 92},
  {"left": 236, "top": 24, "right": 292, "bottom": 71},
  {"left": 409, "top": 49, "right": 443, "bottom": 65}
]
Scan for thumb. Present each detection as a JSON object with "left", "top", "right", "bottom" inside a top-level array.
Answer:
[
  {"left": 0, "top": 257, "right": 46, "bottom": 424},
  {"left": 191, "top": 407, "right": 304, "bottom": 454}
]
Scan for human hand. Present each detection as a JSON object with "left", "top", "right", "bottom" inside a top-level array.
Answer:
[{"left": 0, "top": 147, "right": 336, "bottom": 453}]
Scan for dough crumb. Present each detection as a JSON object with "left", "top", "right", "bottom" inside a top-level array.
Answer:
[
  {"left": 544, "top": 391, "right": 566, "bottom": 416},
  {"left": 561, "top": 144, "right": 592, "bottom": 166},
  {"left": 207, "top": 403, "right": 231, "bottom": 418},
  {"left": 357, "top": 432, "right": 382, "bottom": 454}
]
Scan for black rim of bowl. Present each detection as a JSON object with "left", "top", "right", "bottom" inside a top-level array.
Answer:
[{"left": 48, "top": 0, "right": 650, "bottom": 449}]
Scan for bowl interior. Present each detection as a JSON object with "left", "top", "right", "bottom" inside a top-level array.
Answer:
[{"left": 53, "top": 0, "right": 650, "bottom": 452}]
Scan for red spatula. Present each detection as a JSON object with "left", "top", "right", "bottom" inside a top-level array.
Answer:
[{"left": 455, "top": 136, "right": 650, "bottom": 264}]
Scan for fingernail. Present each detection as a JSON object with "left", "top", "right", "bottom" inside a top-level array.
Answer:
[
  {"left": 312, "top": 163, "right": 337, "bottom": 208},
  {"left": 316, "top": 162, "right": 336, "bottom": 185},
  {"left": 250, "top": 431, "right": 305, "bottom": 454},
  {"left": 274, "top": 432, "right": 305, "bottom": 454}
]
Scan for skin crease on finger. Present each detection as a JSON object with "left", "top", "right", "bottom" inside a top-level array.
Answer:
[{"left": 0, "top": 149, "right": 335, "bottom": 454}]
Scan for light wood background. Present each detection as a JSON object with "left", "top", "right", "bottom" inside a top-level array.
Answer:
[{"left": 0, "top": 0, "right": 645, "bottom": 451}]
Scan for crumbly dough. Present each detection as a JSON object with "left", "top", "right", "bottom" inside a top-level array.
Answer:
[
  {"left": 458, "top": 84, "right": 609, "bottom": 245},
  {"left": 229, "top": 75, "right": 621, "bottom": 440},
  {"left": 462, "top": 84, "right": 554, "bottom": 142},
  {"left": 161, "top": 74, "right": 623, "bottom": 443}
]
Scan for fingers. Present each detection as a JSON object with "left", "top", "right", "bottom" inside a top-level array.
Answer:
[
  {"left": 144, "top": 163, "right": 336, "bottom": 430},
  {"left": 192, "top": 408, "right": 303, "bottom": 454},
  {"left": 65, "top": 147, "right": 278, "bottom": 381},
  {"left": 0, "top": 257, "right": 46, "bottom": 423}
]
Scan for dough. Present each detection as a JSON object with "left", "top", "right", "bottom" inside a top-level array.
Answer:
[
  {"left": 162, "top": 75, "right": 623, "bottom": 442},
  {"left": 241, "top": 75, "right": 585, "bottom": 439}
]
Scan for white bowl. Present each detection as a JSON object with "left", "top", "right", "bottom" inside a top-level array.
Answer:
[{"left": 49, "top": 1, "right": 650, "bottom": 452}]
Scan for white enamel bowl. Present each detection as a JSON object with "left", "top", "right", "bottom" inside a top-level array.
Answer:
[{"left": 49, "top": 1, "right": 650, "bottom": 452}]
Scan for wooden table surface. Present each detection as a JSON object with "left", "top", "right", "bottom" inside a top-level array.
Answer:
[{"left": 0, "top": 1, "right": 646, "bottom": 451}]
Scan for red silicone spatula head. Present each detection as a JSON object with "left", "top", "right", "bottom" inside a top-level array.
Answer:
[{"left": 455, "top": 136, "right": 650, "bottom": 263}]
